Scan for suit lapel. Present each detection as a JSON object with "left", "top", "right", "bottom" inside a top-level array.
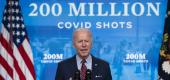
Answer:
[
  {"left": 92, "top": 56, "right": 98, "bottom": 80},
  {"left": 71, "top": 55, "right": 78, "bottom": 71},
  {"left": 65, "top": 55, "right": 78, "bottom": 80}
]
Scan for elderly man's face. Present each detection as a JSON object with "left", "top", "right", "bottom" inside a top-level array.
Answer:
[{"left": 73, "top": 30, "right": 92, "bottom": 59}]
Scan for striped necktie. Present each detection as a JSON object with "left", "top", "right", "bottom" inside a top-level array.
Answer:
[{"left": 81, "top": 59, "right": 87, "bottom": 80}]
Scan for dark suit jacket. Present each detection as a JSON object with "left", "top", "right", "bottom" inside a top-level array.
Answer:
[{"left": 55, "top": 55, "right": 112, "bottom": 80}]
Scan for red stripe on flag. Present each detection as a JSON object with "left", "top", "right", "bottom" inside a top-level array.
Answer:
[
  {"left": 13, "top": 57, "right": 26, "bottom": 80},
  {"left": 0, "top": 34, "right": 13, "bottom": 57},
  {"left": 0, "top": 55, "right": 13, "bottom": 78},
  {"left": 0, "top": 35, "right": 26, "bottom": 80},
  {"left": 0, "top": 74, "right": 4, "bottom": 80},
  {"left": 18, "top": 41, "right": 36, "bottom": 79}
]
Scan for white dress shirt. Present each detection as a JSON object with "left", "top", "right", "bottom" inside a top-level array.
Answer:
[{"left": 76, "top": 55, "right": 92, "bottom": 70}]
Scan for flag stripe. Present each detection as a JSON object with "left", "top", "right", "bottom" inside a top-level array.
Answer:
[
  {"left": 0, "top": 34, "right": 35, "bottom": 80},
  {"left": 0, "top": 43, "right": 13, "bottom": 68},
  {"left": 0, "top": 74, "right": 5, "bottom": 80},
  {"left": 24, "top": 66, "right": 34, "bottom": 80},
  {"left": 13, "top": 69, "right": 19, "bottom": 80},
  {"left": 18, "top": 43, "right": 36, "bottom": 79},
  {"left": 0, "top": 55, "right": 13, "bottom": 78},
  {"left": 0, "top": 34, "right": 13, "bottom": 57},
  {"left": 1, "top": 24, "right": 10, "bottom": 43},
  {"left": 1, "top": 34, "right": 26, "bottom": 80},
  {"left": 0, "top": 64, "right": 12, "bottom": 80},
  {"left": 13, "top": 44, "right": 34, "bottom": 80},
  {"left": 13, "top": 56, "right": 26, "bottom": 80},
  {"left": 23, "top": 39, "right": 34, "bottom": 63}
]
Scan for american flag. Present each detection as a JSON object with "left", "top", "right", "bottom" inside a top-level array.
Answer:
[{"left": 0, "top": 0, "right": 36, "bottom": 80}]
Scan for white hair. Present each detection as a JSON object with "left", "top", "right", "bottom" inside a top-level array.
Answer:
[{"left": 73, "top": 28, "right": 92, "bottom": 39}]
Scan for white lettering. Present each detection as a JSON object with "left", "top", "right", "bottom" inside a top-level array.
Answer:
[
  {"left": 147, "top": 2, "right": 160, "bottom": 16},
  {"left": 68, "top": 3, "right": 86, "bottom": 16}
]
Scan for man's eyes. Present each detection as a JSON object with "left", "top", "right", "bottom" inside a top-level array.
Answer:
[
  {"left": 78, "top": 41, "right": 82, "bottom": 43},
  {"left": 77, "top": 40, "right": 89, "bottom": 43},
  {"left": 85, "top": 41, "right": 89, "bottom": 42}
]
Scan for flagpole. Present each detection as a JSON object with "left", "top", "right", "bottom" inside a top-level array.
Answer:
[
  {"left": 8, "top": 0, "right": 13, "bottom": 47},
  {"left": 8, "top": 0, "right": 14, "bottom": 79}
]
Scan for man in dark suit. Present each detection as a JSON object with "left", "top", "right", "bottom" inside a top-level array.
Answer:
[{"left": 55, "top": 28, "right": 112, "bottom": 80}]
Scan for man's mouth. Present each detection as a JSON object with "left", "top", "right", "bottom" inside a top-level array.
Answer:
[{"left": 80, "top": 49, "right": 88, "bottom": 52}]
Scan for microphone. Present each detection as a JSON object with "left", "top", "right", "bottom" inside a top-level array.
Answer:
[
  {"left": 74, "top": 70, "right": 80, "bottom": 80},
  {"left": 85, "top": 69, "right": 92, "bottom": 80}
]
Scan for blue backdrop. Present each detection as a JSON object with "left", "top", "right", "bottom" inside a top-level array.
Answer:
[{"left": 0, "top": 0, "right": 167, "bottom": 80}]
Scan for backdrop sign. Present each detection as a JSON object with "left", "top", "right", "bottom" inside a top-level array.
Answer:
[{"left": 0, "top": 0, "right": 167, "bottom": 80}]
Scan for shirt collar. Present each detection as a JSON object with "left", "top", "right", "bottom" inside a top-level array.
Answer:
[
  {"left": 76, "top": 54, "right": 92, "bottom": 70},
  {"left": 76, "top": 55, "right": 92, "bottom": 63}
]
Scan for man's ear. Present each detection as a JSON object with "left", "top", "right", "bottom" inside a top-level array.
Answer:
[
  {"left": 72, "top": 41, "right": 75, "bottom": 48},
  {"left": 91, "top": 39, "right": 93, "bottom": 47}
]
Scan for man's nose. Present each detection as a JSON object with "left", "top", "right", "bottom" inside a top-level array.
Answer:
[{"left": 82, "top": 41, "right": 86, "bottom": 47}]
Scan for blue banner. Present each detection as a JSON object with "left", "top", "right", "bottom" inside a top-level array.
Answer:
[{"left": 0, "top": 0, "right": 167, "bottom": 80}]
